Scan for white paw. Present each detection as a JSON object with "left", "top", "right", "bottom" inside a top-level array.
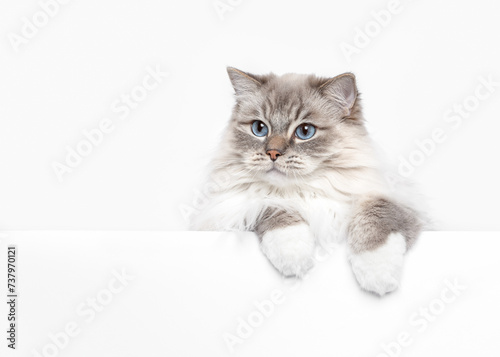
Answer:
[
  {"left": 349, "top": 233, "right": 407, "bottom": 296},
  {"left": 260, "top": 224, "right": 316, "bottom": 278}
]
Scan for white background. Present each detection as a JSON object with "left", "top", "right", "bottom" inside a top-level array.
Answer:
[
  {"left": 2, "top": 231, "right": 499, "bottom": 356},
  {"left": 1, "top": 0, "right": 499, "bottom": 230}
]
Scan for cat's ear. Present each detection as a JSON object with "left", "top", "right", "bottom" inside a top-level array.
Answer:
[
  {"left": 227, "top": 67, "right": 262, "bottom": 95},
  {"left": 319, "top": 73, "right": 358, "bottom": 116}
]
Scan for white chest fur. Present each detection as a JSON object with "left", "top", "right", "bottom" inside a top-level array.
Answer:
[{"left": 191, "top": 185, "right": 351, "bottom": 245}]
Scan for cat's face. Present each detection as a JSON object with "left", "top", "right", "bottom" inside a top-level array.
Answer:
[{"left": 222, "top": 68, "right": 367, "bottom": 186}]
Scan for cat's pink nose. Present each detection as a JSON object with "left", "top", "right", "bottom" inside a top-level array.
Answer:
[{"left": 266, "top": 149, "right": 281, "bottom": 161}]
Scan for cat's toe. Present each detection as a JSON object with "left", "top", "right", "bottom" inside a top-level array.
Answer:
[
  {"left": 350, "top": 265, "right": 400, "bottom": 296},
  {"left": 277, "top": 254, "right": 315, "bottom": 278},
  {"left": 260, "top": 224, "right": 316, "bottom": 278},
  {"left": 349, "top": 233, "right": 406, "bottom": 296}
]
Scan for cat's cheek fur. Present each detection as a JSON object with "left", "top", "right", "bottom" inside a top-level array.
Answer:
[
  {"left": 260, "top": 224, "right": 316, "bottom": 278},
  {"left": 348, "top": 233, "right": 407, "bottom": 296}
]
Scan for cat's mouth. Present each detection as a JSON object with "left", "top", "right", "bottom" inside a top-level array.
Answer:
[{"left": 266, "top": 167, "right": 286, "bottom": 176}]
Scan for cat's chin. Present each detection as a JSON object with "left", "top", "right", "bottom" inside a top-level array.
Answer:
[{"left": 263, "top": 168, "right": 290, "bottom": 186}]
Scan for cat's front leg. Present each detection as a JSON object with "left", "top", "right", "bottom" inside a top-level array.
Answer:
[
  {"left": 347, "top": 197, "right": 422, "bottom": 296},
  {"left": 256, "top": 209, "right": 316, "bottom": 278}
]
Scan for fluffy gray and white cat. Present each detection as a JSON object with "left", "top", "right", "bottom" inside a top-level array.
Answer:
[{"left": 191, "top": 67, "right": 423, "bottom": 296}]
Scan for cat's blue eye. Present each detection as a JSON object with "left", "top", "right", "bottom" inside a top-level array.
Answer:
[
  {"left": 251, "top": 120, "right": 268, "bottom": 137},
  {"left": 295, "top": 123, "right": 316, "bottom": 140}
]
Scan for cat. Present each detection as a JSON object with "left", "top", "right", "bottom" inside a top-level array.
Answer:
[{"left": 190, "top": 67, "right": 424, "bottom": 296}]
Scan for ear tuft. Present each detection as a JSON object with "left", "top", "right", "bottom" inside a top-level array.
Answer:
[
  {"left": 227, "top": 67, "right": 262, "bottom": 95},
  {"left": 319, "top": 73, "right": 358, "bottom": 115}
]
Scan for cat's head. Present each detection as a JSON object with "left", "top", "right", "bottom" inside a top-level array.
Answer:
[{"left": 220, "top": 67, "right": 370, "bottom": 187}]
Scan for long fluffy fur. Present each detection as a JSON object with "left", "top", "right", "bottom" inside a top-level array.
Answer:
[{"left": 190, "top": 69, "right": 425, "bottom": 247}]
